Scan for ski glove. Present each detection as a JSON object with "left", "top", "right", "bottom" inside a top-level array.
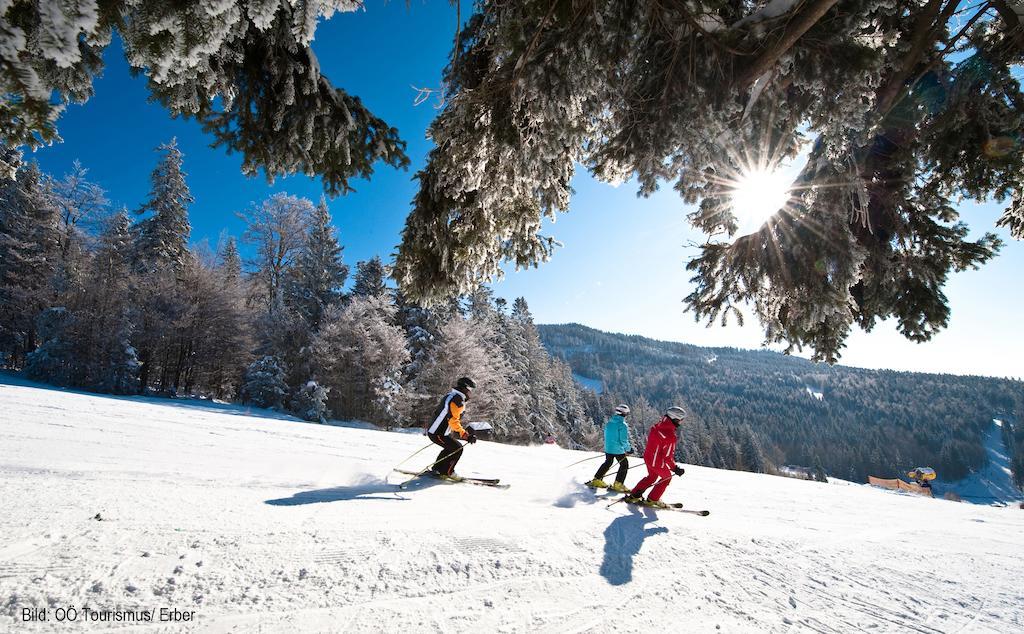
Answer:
[
  {"left": 466, "top": 433, "right": 477, "bottom": 444},
  {"left": 672, "top": 466, "right": 685, "bottom": 476}
]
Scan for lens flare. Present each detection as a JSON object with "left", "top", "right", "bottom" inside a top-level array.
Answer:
[{"left": 730, "top": 168, "right": 793, "bottom": 236}]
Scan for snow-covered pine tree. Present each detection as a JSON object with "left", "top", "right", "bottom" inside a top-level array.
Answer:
[
  {"left": 545, "top": 356, "right": 597, "bottom": 449},
  {"left": 813, "top": 454, "right": 829, "bottom": 483},
  {"left": 350, "top": 256, "right": 389, "bottom": 299},
  {"left": 506, "top": 297, "right": 557, "bottom": 442},
  {"left": 218, "top": 236, "right": 242, "bottom": 284},
  {"left": 498, "top": 299, "right": 533, "bottom": 436},
  {"left": 242, "top": 355, "right": 289, "bottom": 410},
  {"left": 24, "top": 307, "right": 75, "bottom": 386},
  {"left": 394, "top": 1, "right": 1024, "bottom": 363},
  {"left": 0, "top": 158, "right": 60, "bottom": 367},
  {"left": 312, "top": 296, "right": 409, "bottom": 428},
  {"left": 737, "top": 425, "right": 770, "bottom": 474},
  {"left": 285, "top": 197, "right": 348, "bottom": 331},
  {"left": 395, "top": 289, "right": 455, "bottom": 382},
  {"left": 290, "top": 380, "right": 331, "bottom": 423},
  {"left": 134, "top": 139, "right": 192, "bottom": 270},
  {"left": 1, "top": 1, "right": 408, "bottom": 194},
  {"left": 497, "top": 296, "right": 598, "bottom": 447},
  {"left": 131, "top": 141, "right": 193, "bottom": 393}
]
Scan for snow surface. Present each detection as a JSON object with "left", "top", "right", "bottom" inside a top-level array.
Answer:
[
  {"left": 2, "top": 374, "right": 1024, "bottom": 633},
  {"left": 571, "top": 373, "right": 604, "bottom": 394},
  {"left": 933, "top": 420, "right": 1023, "bottom": 505},
  {"left": 804, "top": 386, "right": 824, "bottom": 401}
]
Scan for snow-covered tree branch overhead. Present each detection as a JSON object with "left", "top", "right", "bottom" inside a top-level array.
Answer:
[
  {"left": 0, "top": 1, "right": 409, "bottom": 195},
  {"left": 393, "top": 0, "right": 1024, "bottom": 363}
]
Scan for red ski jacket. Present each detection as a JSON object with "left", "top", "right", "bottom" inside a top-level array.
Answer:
[{"left": 643, "top": 417, "right": 679, "bottom": 475}]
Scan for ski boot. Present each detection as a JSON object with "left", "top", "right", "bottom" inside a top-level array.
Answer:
[
  {"left": 622, "top": 493, "right": 644, "bottom": 505},
  {"left": 585, "top": 479, "right": 609, "bottom": 489},
  {"left": 608, "top": 481, "right": 629, "bottom": 493},
  {"left": 645, "top": 499, "right": 669, "bottom": 509}
]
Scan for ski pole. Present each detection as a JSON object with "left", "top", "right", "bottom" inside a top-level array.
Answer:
[
  {"left": 563, "top": 454, "right": 604, "bottom": 469},
  {"left": 396, "top": 443, "right": 466, "bottom": 489},
  {"left": 393, "top": 442, "right": 434, "bottom": 471}
]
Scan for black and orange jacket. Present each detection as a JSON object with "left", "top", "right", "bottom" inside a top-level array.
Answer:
[{"left": 427, "top": 389, "right": 469, "bottom": 438}]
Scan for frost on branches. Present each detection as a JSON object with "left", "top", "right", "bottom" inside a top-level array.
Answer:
[
  {"left": 312, "top": 296, "right": 410, "bottom": 429},
  {"left": 242, "top": 355, "right": 289, "bottom": 410},
  {"left": 290, "top": 380, "right": 331, "bottom": 423},
  {"left": 0, "top": 1, "right": 408, "bottom": 194},
  {"left": 134, "top": 139, "right": 192, "bottom": 270},
  {"left": 394, "top": 0, "right": 1024, "bottom": 363}
]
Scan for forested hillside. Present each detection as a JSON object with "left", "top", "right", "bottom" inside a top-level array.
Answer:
[
  {"left": 539, "top": 324, "right": 1024, "bottom": 484},
  {"left": 0, "top": 146, "right": 597, "bottom": 448}
]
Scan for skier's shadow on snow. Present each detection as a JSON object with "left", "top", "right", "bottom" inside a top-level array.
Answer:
[
  {"left": 600, "top": 505, "right": 668, "bottom": 586},
  {"left": 264, "top": 477, "right": 443, "bottom": 506}
]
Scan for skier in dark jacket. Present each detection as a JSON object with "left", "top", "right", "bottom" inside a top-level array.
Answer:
[
  {"left": 623, "top": 406, "right": 687, "bottom": 509},
  {"left": 426, "top": 377, "right": 477, "bottom": 478},
  {"left": 586, "top": 404, "right": 633, "bottom": 492}
]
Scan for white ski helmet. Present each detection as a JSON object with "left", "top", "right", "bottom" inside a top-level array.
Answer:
[
  {"left": 666, "top": 406, "right": 686, "bottom": 422},
  {"left": 614, "top": 404, "right": 630, "bottom": 416}
]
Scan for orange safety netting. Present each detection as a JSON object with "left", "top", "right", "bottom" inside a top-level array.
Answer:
[{"left": 867, "top": 476, "right": 933, "bottom": 497}]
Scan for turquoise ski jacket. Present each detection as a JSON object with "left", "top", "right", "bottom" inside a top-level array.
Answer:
[{"left": 603, "top": 414, "right": 631, "bottom": 455}]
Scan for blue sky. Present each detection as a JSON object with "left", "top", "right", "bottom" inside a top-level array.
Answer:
[{"left": 27, "top": 2, "right": 1023, "bottom": 379}]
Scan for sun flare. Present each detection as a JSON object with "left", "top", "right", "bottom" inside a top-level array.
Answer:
[{"left": 730, "top": 168, "right": 793, "bottom": 235}]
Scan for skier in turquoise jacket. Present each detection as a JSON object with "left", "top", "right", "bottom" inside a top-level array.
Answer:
[{"left": 586, "top": 404, "right": 633, "bottom": 492}]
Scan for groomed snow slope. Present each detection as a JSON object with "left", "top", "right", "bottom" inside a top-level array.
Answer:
[
  {"left": 2, "top": 375, "right": 1023, "bottom": 633},
  {"left": 933, "top": 420, "right": 1023, "bottom": 505}
]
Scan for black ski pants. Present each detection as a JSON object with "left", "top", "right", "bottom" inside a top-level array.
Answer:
[
  {"left": 594, "top": 453, "right": 629, "bottom": 483},
  {"left": 428, "top": 432, "right": 463, "bottom": 476}
]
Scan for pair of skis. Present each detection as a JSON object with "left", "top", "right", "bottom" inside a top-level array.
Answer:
[
  {"left": 392, "top": 469, "right": 708, "bottom": 514},
  {"left": 392, "top": 468, "right": 510, "bottom": 490},
  {"left": 617, "top": 500, "right": 711, "bottom": 516},
  {"left": 589, "top": 483, "right": 710, "bottom": 516}
]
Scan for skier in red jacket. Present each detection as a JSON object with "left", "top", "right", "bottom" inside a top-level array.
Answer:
[{"left": 623, "top": 406, "right": 687, "bottom": 509}]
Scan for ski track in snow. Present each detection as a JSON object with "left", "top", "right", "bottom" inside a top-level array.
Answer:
[{"left": 1, "top": 375, "right": 1023, "bottom": 633}]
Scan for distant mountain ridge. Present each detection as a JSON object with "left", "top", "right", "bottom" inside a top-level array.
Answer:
[{"left": 538, "top": 323, "right": 1024, "bottom": 489}]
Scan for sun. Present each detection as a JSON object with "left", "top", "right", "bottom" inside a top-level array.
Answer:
[{"left": 730, "top": 167, "right": 793, "bottom": 236}]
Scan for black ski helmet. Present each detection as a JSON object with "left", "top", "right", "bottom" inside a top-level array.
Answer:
[{"left": 456, "top": 377, "right": 476, "bottom": 393}]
